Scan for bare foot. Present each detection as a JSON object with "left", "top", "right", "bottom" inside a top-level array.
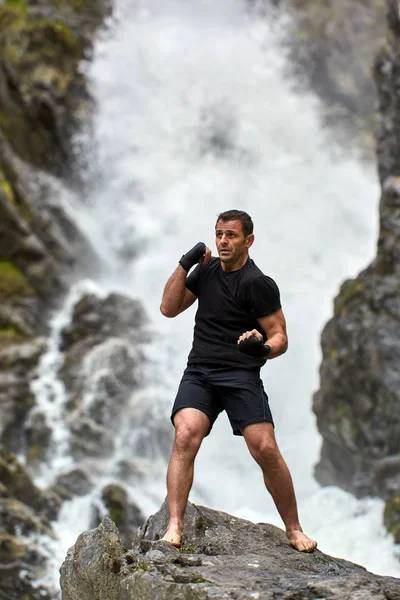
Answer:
[
  {"left": 287, "top": 529, "right": 317, "bottom": 552},
  {"left": 161, "top": 524, "right": 182, "bottom": 547}
]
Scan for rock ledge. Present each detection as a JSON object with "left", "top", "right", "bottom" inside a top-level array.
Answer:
[{"left": 60, "top": 502, "right": 400, "bottom": 600}]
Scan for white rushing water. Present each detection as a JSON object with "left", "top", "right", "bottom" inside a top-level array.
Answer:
[{"left": 36, "top": 0, "right": 400, "bottom": 591}]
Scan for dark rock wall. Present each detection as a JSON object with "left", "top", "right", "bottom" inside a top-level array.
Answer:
[
  {"left": 313, "top": 0, "right": 400, "bottom": 543},
  {"left": 0, "top": 1, "right": 112, "bottom": 598},
  {"left": 282, "top": 0, "right": 387, "bottom": 157},
  {"left": 0, "top": 0, "right": 110, "bottom": 456}
]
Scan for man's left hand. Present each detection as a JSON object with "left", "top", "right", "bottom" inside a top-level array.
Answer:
[{"left": 237, "top": 330, "right": 270, "bottom": 359}]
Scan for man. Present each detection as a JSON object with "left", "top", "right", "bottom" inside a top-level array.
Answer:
[{"left": 159, "top": 209, "right": 316, "bottom": 552}]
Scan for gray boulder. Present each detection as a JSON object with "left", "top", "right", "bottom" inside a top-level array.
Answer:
[
  {"left": 313, "top": 0, "right": 400, "bottom": 538},
  {"left": 60, "top": 503, "right": 400, "bottom": 600}
]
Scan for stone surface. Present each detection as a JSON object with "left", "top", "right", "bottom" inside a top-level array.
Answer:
[
  {"left": 0, "top": 447, "right": 58, "bottom": 600},
  {"left": 91, "top": 483, "right": 146, "bottom": 548},
  {"left": 58, "top": 291, "right": 149, "bottom": 461},
  {"left": 312, "top": 0, "right": 400, "bottom": 539},
  {"left": 283, "top": 0, "right": 387, "bottom": 157},
  {"left": 60, "top": 503, "right": 400, "bottom": 600}
]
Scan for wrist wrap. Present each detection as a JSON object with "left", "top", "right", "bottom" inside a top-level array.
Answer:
[
  {"left": 179, "top": 242, "right": 206, "bottom": 272},
  {"left": 238, "top": 337, "right": 271, "bottom": 359}
]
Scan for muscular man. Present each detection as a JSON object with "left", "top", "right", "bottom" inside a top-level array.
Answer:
[{"left": 160, "top": 209, "right": 316, "bottom": 552}]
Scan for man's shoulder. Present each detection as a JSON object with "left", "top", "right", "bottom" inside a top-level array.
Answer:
[
  {"left": 246, "top": 260, "right": 280, "bottom": 291},
  {"left": 245, "top": 259, "right": 269, "bottom": 281},
  {"left": 201, "top": 257, "right": 220, "bottom": 272}
]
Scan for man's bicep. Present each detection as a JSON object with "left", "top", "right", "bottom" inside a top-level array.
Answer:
[
  {"left": 257, "top": 309, "right": 287, "bottom": 339},
  {"left": 178, "top": 288, "right": 197, "bottom": 314}
]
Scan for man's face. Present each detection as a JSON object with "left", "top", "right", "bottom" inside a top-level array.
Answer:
[{"left": 215, "top": 219, "right": 253, "bottom": 265}]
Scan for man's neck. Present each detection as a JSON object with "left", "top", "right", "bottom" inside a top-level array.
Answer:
[{"left": 220, "top": 254, "right": 249, "bottom": 272}]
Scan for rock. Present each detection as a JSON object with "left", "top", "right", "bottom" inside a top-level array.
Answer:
[
  {"left": 283, "top": 0, "right": 387, "bottom": 157},
  {"left": 60, "top": 292, "right": 149, "bottom": 352},
  {"left": 0, "top": 498, "right": 53, "bottom": 538},
  {"left": 0, "top": 0, "right": 112, "bottom": 176},
  {"left": 60, "top": 504, "right": 400, "bottom": 600},
  {"left": 0, "top": 337, "right": 47, "bottom": 456},
  {"left": 313, "top": 0, "right": 400, "bottom": 541},
  {"left": 68, "top": 414, "right": 115, "bottom": 459},
  {"left": 56, "top": 467, "right": 94, "bottom": 497},
  {"left": 0, "top": 447, "right": 57, "bottom": 600},
  {"left": 58, "top": 292, "right": 149, "bottom": 461},
  {"left": 91, "top": 483, "right": 146, "bottom": 548},
  {"left": 384, "top": 496, "right": 400, "bottom": 543}
]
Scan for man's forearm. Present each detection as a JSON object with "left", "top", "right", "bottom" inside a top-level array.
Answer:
[
  {"left": 264, "top": 333, "right": 288, "bottom": 359},
  {"left": 160, "top": 265, "right": 188, "bottom": 317}
]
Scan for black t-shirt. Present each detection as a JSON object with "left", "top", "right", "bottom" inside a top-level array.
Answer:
[{"left": 185, "top": 257, "right": 281, "bottom": 370}]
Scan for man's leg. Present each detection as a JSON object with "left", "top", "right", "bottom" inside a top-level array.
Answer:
[
  {"left": 242, "top": 422, "right": 317, "bottom": 552},
  {"left": 162, "top": 407, "right": 211, "bottom": 546}
]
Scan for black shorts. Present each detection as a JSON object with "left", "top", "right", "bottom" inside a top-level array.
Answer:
[{"left": 171, "top": 364, "right": 274, "bottom": 436}]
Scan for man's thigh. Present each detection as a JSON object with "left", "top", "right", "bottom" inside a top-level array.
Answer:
[
  {"left": 171, "top": 365, "right": 223, "bottom": 435},
  {"left": 209, "top": 368, "right": 274, "bottom": 436}
]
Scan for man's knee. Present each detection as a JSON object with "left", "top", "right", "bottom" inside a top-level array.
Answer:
[
  {"left": 243, "top": 423, "right": 280, "bottom": 465},
  {"left": 173, "top": 408, "right": 209, "bottom": 452}
]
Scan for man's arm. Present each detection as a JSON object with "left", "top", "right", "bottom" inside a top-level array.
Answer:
[
  {"left": 160, "top": 265, "right": 197, "bottom": 318},
  {"left": 257, "top": 309, "right": 288, "bottom": 358},
  {"left": 237, "top": 309, "right": 288, "bottom": 359},
  {"left": 160, "top": 243, "right": 212, "bottom": 318}
]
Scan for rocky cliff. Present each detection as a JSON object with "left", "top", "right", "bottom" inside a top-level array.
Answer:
[
  {"left": 282, "top": 0, "right": 387, "bottom": 157},
  {"left": 0, "top": 1, "right": 120, "bottom": 598},
  {"left": 60, "top": 502, "right": 400, "bottom": 600},
  {"left": 313, "top": 0, "right": 400, "bottom": 543}
]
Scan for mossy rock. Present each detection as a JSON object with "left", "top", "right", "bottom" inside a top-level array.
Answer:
[
  {"left": 0, "top": 446, "right": 46, "bottom": 513},
  {"left": 0, "top": 532, "right": 29, "bottom": 562},
  {"left": 384, "top": 496, "right": 400, "bottom": 543},
  {"left": 334, "top": 278, "right": 364, "bottom": 316},
  {"left": 0, "top": 260, "right": 36, "bottom": 301},
  {"left": 0, "top": 1, "right": 85, "bottom": 170},
  {"left": 102, "top": 484, "right": 127, "bottom": 530},
  {"left": 0, "top": 325, "right": 27, "bottom": 350}
]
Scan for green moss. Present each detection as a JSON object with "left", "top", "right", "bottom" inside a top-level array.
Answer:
[
  {"left": 0, "top": 260, "right": 35, "bottom": 301},
  {"left": 329, "top": 347, "right": 338, "bottom": 362},
  {"left": 0, "top": 532, "right": 28, "bottom": 561},
  {"left": 335, "top": 399, "right": 345, "bottom": 419},
  {"left": 0, "top": 326, "right": 27, "bottom": 350},
  {"left": 196, "top": 515, "right": 205, "bottom": 528},
  {"left": 0, "top": 165, "right": 16, "bottom": 205},
  {"left": 384, "top": 497, "right": 400, "bottom": 543},
  {"left": 26, "top": 443, "right": 44, "bottom": 464},
  {"left": 179, "top": 541, "right": 196, "bottom": 554},
  {"left": 335, "top": 278, "right": 364, "bottom": 316}
]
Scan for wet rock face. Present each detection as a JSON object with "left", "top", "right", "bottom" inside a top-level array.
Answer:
[
  {"left": 0, "top": 0, "right": 112, "bottom": 175},
  {"left": 0, "top": 337, "right": 47, "bottom": 456},
  {"left": 91, "top": 483, "right": 146, "bottom": 548},
  {"left": 60, "top": 504, "right": 400, "bottom": 600},
  {"left": 282, "top": 0, "right": 387, "bottom": 157},
  {"left": 0, "top": 446, "right": 60, "bottom": 600},
  {"left": 59, "top": 291, "right": 149, "bottom": 459},
  {"left": 313, "top": 0, "right": 400, "bottom": 530}
]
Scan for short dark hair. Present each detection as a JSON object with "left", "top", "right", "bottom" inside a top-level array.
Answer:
[{"left": 216, "top": 210, "right": 254, "bottom": 237}]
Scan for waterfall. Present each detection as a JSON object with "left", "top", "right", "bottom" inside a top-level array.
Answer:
[{"left": 35, "top": 0, "right": 400, "bottom": 592}]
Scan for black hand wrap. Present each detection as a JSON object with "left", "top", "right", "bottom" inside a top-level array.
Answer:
[
  {"left": 238, "top": 337, "right": 271, "bottom": 359},
  {"left": 179, "top": 242, "right": 206, "bottom": 272}
]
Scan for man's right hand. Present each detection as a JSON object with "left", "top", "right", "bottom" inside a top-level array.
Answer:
[{"left": 179, "top": 242, "right": 211, "bottom": 272}]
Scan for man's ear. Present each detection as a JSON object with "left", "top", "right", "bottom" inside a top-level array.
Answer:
[{"left": 246, "top": 234, "right": 255, "bottom": 248}]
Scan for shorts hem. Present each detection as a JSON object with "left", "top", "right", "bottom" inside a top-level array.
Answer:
[
  {"left": 233, "top": 417, "right": 274, "bottom": 436},
  {"left": 171, "top": 406, "right": 214, "bottom": 437}
]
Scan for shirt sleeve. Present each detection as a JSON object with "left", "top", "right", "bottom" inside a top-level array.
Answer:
[
  {"left": 185, "top": 263, "right": 201, "bottom": 297},
  {"left": 248, "top": 275, "right": 281, "bottom": 319}
]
